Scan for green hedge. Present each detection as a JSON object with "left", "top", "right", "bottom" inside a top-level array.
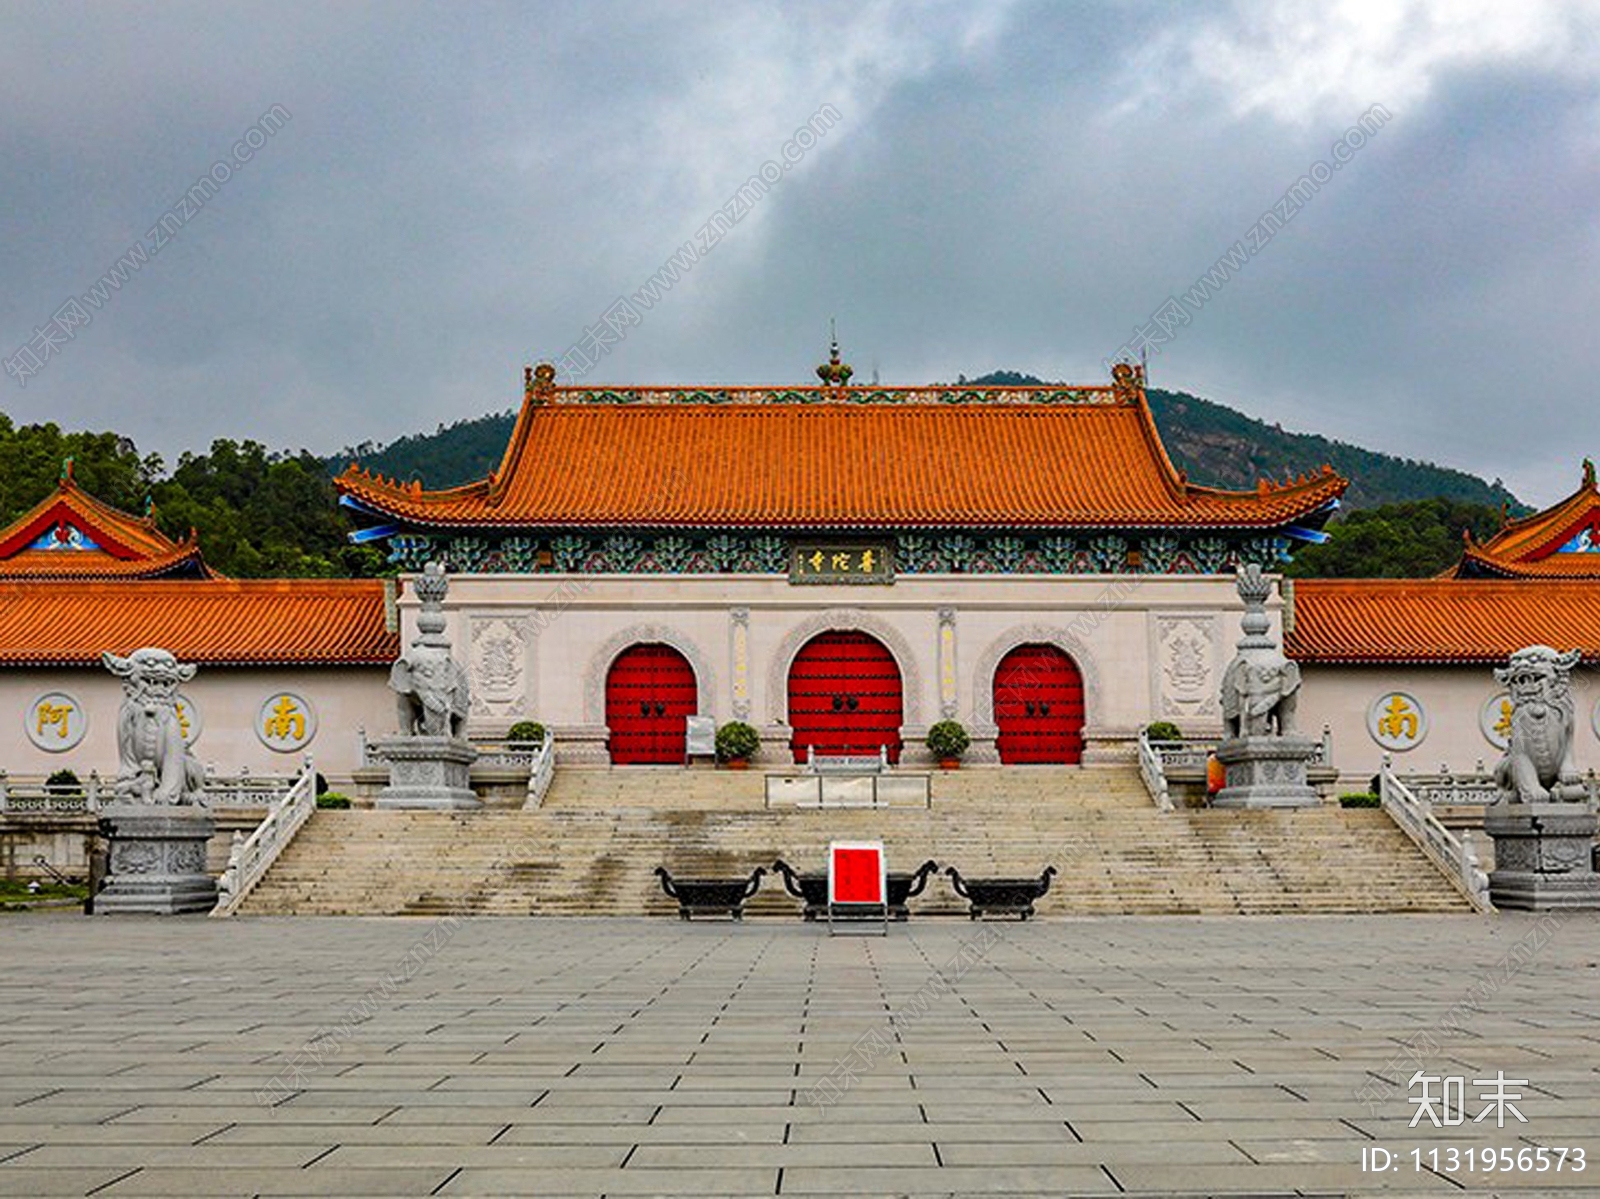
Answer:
[
  {"left": 506, "top": 720, "right": 546, "bottom": 743},
  {"left": 1338, "top": 792, "right": 1381, "bottom": 809}
]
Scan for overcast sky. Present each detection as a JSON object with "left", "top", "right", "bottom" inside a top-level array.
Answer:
[{"left": 3, "top": 0, "right": 1598, "bottom": 504}]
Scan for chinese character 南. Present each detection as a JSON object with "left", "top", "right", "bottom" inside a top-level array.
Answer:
[
  {"left": 1378, "top": 695, "right": 1418, "bottom": 741},
  {"left": 263, "top": 695, "right": 305, "bottom": 742}
]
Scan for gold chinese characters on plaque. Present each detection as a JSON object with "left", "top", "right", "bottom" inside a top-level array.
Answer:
[{"left": 789, "top": 544, "right": 894, "bottom": 585}]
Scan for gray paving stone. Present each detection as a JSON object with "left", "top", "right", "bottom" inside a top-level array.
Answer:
[{"left": 2, "top": 912, "right": 1596, "bottom": 1196}]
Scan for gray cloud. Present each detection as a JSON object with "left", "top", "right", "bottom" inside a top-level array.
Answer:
[{"left": 3, "top": 0, "right": 1597, "bottom": 503}]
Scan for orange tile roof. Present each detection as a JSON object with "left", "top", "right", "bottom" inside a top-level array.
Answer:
[
  {"left": 1456, "top": 545, "right": 1600, "bottom": 579},
  {"left": 1454, "top": 463, "right": 1600, "bottom": 578},
  {"left": 0, "top": 580, "right": 397, "bottom": 666},
  {"left": 337, "top": 378, "right": 1347, "bottom": 531},
  {"left": 0, "top": 474, "right": 213, "bottom": 580},
  {"left": 1287, "top": 579, "right": 1600, "bottom": 664}
]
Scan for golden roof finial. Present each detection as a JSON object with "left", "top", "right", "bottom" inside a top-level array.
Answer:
[{"left": 816, "top": 319, "right": 853, "bottom": 387}]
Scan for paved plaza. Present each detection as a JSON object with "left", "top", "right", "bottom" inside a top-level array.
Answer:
[{"left": 0, "top": 912, "right": 1596, "bottom": 1197}]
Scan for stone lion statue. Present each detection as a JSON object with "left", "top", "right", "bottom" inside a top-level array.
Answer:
[
  {"left": 1493, "top": 645, "right": 1586, "bottom": 803},
  {"left": 390, "top": 645, "right": 469, "bottom": 738},
  {"left": 102, "top": 647, "right": 206, "bottom": 804}
]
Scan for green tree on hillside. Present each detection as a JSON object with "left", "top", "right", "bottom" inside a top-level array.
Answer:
[{"left": 1285, "top": 499, "right": 1506, "bottom": 578}]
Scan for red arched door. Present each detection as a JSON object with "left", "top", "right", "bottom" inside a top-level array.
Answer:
[
  {"left": 994, "top": 645, "right": 1085, "bottom": 764},
  {"left": 606, "top": 644, "right": 697, "bottom": 764},
  {"left": 788, "top": 631, "right": 903, "bottom": 764}
]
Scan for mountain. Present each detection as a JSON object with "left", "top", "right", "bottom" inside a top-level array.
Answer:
[
  {"left": 331, "top": 410, "right": 517, "bottom": 490},
  {"left": 959, "top": 371, "right": 1522, "bottom": 512},
  {"left": 328, "top": 372, "right": 1525, "bottom": 515}
]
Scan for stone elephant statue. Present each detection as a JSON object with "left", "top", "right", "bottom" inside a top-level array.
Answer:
[
  {"left": 102, "top": 647, "right": 206, "bottom": 804},
  {"left": 389, "top": 648, "right": 470, "bottom": 738},
  {"left": 1221, "top": 657, "right": 1300, "bottom": 738}
]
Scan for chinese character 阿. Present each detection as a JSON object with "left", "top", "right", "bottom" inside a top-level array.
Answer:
[
  {"left": 1378, "top": 695, "right": 1418, "bottom": 741},
  {"left": 264, "top": 696, "right": 305, "bottom": 741},
  {"left": 36, "top": 701, "right": 73, "bottom": 739}
]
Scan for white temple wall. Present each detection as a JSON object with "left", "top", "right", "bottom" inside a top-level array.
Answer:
[
  {"left": 422, "top": 572, "right": 1263, "bottom": 764},
  {"left": 1, "top": 666, "right": 390, "bottom": 789},
  {"left": 1298, "top": 663, "right": 1600, "bottom": 788}
]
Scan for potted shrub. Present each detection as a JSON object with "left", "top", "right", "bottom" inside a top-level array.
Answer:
[
  {"left": 506, "top": 720, "right": 546, "bottom": 745},
  {"left": 926, "top": 720, "right": 970, "bottom": 769},
  {"left": 715, "top": 720, "right": 760, "bottom": 769},
  {"left": 1143, "top": 721, "right": 1182, "bottom": 743},
  {"left": 316, "top": 792, "right": 353, "bottom": 810},
  {"left": 45, "top": 768, "right": 82, "bottom": 796},
  {"left": 1339, "top": 792, "right": 1381, "bottom": 809}
]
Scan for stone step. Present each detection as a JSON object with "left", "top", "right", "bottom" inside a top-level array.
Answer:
[{"left": 245, "top": 801, "right": 1468, "bottom": 916}]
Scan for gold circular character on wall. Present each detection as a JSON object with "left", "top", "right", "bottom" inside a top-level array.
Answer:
[
  {"left": 1479, "top": 692, "right": 1512, "bottom": 751},
  {"left": 25, "top": 691, "right": 88, "bottom": 752},
  {"left": 175, "top": 693, "right": 204, "bottom": 747},
  {"left": 1367, "top": 691, "right": 1427, "bottom": 752},
  {"left": 257, "top": 692, "right": 316, "bottom": 752}
]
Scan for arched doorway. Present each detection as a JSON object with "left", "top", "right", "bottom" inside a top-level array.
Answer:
[
  {"left": 993, "top": 644, "right": 1085, "bottom": 764},
  {"left": 606, "top": 644, "right": 697, "bottom": 764},
  {"left": 787, "top": 631, "right": 903, "bottom": 764}
]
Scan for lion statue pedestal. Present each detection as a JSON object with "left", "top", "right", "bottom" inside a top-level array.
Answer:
[
  {"left": 1211, "top": 566, "right": 1319, "bottom": 809},
  {"left": 374, "top": 562, "right": 481, "bottom": 811},
  {"left": 94, "top": 648, "right": 217, "bottom": 915},
  {"left": 96, "top": 805, "right": 217, "bottom": 915},
  {"left": 1482, "top": 646, "right": 1600, "bottom": 911}
]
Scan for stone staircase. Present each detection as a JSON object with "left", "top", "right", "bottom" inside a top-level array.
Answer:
[{"left": 239, "top": 766, "right": 1474, "bottom": 916}]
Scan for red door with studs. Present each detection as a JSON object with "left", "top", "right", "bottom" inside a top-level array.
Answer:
[
  {"left": 993, "top": 644, "right": 1085, "bottom": 764},
  {"left": 606, "top": 644, "right": 697, "bottom": 764},
  {"left": 787, "top": 631, "right": 903, "bottom": 764}
]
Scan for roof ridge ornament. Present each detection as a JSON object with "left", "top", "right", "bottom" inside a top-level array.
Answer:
[
  {"left": 1584, "top": 457, "right": 1596, "bottom": 490},
  {"left": 59, "top": 457, "right": 74, "bottom": 487},
  {"left": 815, "top": 320, "right": 853, "bottom": 387},
  {"left": 527, "top": 362, "right": 557, "bottom": 405},
  {"left": 1110, "top": 361, "right": 1144, "bottom": 404}
]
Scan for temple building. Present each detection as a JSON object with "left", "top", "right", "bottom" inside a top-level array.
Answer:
[
  {"left": 0, "top": 462, "right": 213, "bottom": 581},
  {"left": 3, "top": 356, "right": 1595, "bottom": 801},
  {"left": 1290, "top": 460, "right": 1600, "bottom": 783},
  {"left": 0, "top": 470, "right": 395, "bottom": 782},
  {"left": 335, "top": 360, "right": 1345, "bottom": 766}
]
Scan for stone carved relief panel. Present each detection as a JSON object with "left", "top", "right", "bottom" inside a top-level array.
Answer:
[
  {"left": 1153, "top": 613, "right": 1219, "bottom": 722},
  {"left": 469, "top": 615, "right": 531, "bottom": 720}
]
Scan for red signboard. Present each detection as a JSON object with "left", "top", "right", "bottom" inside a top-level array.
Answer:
[{"left": 828, "top": 841, "right": 886, "bottom": 906}]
